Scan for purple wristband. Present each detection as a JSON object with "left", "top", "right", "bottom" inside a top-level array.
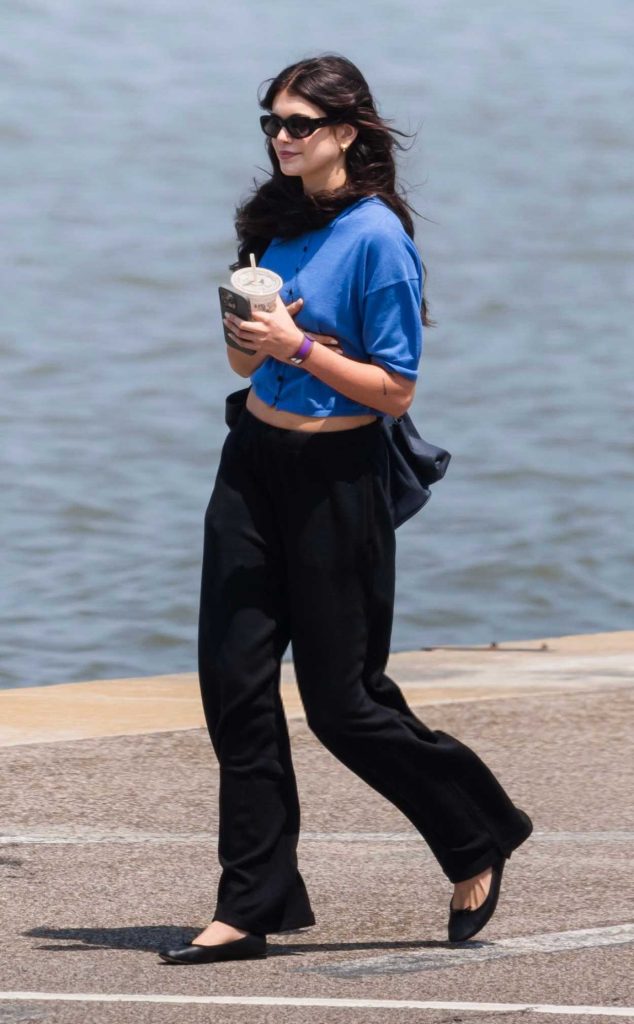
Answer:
[{"left": 289, "top": 334, "right": 314, "bottom": 365}]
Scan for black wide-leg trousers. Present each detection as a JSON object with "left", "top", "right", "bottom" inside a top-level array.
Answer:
[{"left": 197, "top": 407, "right": 533, "bottom": 935}]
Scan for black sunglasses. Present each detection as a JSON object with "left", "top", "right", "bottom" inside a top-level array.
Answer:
[{"left": 260, "top": 113, "right": 340, "bottom": 140}]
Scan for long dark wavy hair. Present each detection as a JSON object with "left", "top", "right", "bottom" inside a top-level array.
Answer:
[{"left": 230, "top": 53, "right": 434, "bottom": 328}]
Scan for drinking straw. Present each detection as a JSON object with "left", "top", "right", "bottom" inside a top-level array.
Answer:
[{"left": 249, "top": 252, "right": 257, "bottom": 284}]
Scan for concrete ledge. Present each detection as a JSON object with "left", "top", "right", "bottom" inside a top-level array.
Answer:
[{"left": 1, "top": 631, "right": 632, "bottom": 748}]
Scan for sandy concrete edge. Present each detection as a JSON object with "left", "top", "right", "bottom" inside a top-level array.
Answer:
[{"left": 1, "top": 630, "right": 632, "bottom": 748}]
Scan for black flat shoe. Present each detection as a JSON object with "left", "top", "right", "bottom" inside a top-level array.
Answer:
[
  {"left": 158, "top": 932, "right": 267, "bottom": 964},
  {"left": 447, "top": 855, "right": 505, "bottom": 943}
]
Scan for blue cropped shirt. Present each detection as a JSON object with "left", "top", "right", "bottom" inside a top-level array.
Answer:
[{"left": 251, "top": 195, "right": 424, "bottom": 417}]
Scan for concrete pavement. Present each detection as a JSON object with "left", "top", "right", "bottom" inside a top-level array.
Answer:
[
  {"left": 1, "top": 629, "right": 632, "bottom": 747},
  {"left": 0, "top": 631, "right": 632, "bottom": 1022}
]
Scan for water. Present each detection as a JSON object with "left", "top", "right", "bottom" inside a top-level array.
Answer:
[{"left": 1, "top": 0, "right": 633, "bottom": 688}]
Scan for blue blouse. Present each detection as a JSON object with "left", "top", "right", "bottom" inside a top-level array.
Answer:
[{"left": 251, "top": 195, "right": 424, "bottom": 417}]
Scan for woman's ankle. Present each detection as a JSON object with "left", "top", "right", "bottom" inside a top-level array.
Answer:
[{"left": 193, "top": 920, "right": 250, "bottom": 944}]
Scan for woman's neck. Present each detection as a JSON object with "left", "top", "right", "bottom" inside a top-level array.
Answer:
[{"left": 302, "top": 165, "right": 348, "bottom": 196}]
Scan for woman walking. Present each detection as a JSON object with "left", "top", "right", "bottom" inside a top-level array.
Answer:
[{"left": 159, "top": 53, "right": 533, "bottom": 965}]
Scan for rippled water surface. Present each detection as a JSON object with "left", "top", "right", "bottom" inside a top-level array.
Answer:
[{"left": 2, "top": 0, "right": 633, "bottom": 687}]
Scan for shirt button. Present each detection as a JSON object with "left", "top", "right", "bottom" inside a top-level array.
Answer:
[
  {"left": 303, "top": 245, "right": 308, "bottom": 251},
  {"left": 277, "top": 375, "right": 283, "bottom": 382}
]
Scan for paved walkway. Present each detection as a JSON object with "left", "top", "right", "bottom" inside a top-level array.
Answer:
[
  {"left": 1, "top": 631, "right": 632, "bottom": 1022},
  {"left": 1, "top": 630, "right": 632, "bottom": 747}
]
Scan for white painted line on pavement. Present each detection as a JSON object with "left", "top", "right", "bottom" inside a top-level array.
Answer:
[
  {"left": 303, "top": 922, "right": 634, "bottom": 977},
  {"left": 0, "top": 993, "right": 632, "bottom": 1016},
  {"left": 2, "top": 828, "right": 633, "bottom": 845}
]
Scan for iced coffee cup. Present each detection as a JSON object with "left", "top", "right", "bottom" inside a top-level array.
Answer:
[{"left": 230, "top": 267, "right": 283, "bottom": 313}]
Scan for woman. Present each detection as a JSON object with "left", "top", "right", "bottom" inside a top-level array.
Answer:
[{"left": 159, "top": 54, "right": 533, "bottom": 965}]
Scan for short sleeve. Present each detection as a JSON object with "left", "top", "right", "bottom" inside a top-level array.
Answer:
[
  {"left": 359, "top": 223, "right": 424, "bottom": 379},
  {"left": 362, "top": 277, "right": 423, "bottom": 380}
]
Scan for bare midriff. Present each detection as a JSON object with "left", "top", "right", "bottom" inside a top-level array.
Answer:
[{"left": 246, "top": 388, "right": 378, "bottom": 433}]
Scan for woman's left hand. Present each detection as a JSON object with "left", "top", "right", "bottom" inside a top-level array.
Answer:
[{"left": 223, "top": 295, "right": 304, "bottom": 361}]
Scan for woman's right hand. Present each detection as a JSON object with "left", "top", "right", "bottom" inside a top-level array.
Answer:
[{"left": 285, "top": 297, "right": 344, "bottom": 354}]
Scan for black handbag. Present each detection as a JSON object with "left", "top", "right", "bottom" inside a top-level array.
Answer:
[
  {"left": 224, "top": 387, "right": 451, "bottom": 529},
  {"left": 380, "top": 411, "right": 451, "bottom": 528}
]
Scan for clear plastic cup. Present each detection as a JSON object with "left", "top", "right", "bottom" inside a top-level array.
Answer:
[{"left": 230, "top": 267, "right": 283, "bottom": 313}]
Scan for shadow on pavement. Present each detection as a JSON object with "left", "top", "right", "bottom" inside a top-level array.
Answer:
[{"left": 25, "top": 925, "right": 479, "bottom": 956}]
